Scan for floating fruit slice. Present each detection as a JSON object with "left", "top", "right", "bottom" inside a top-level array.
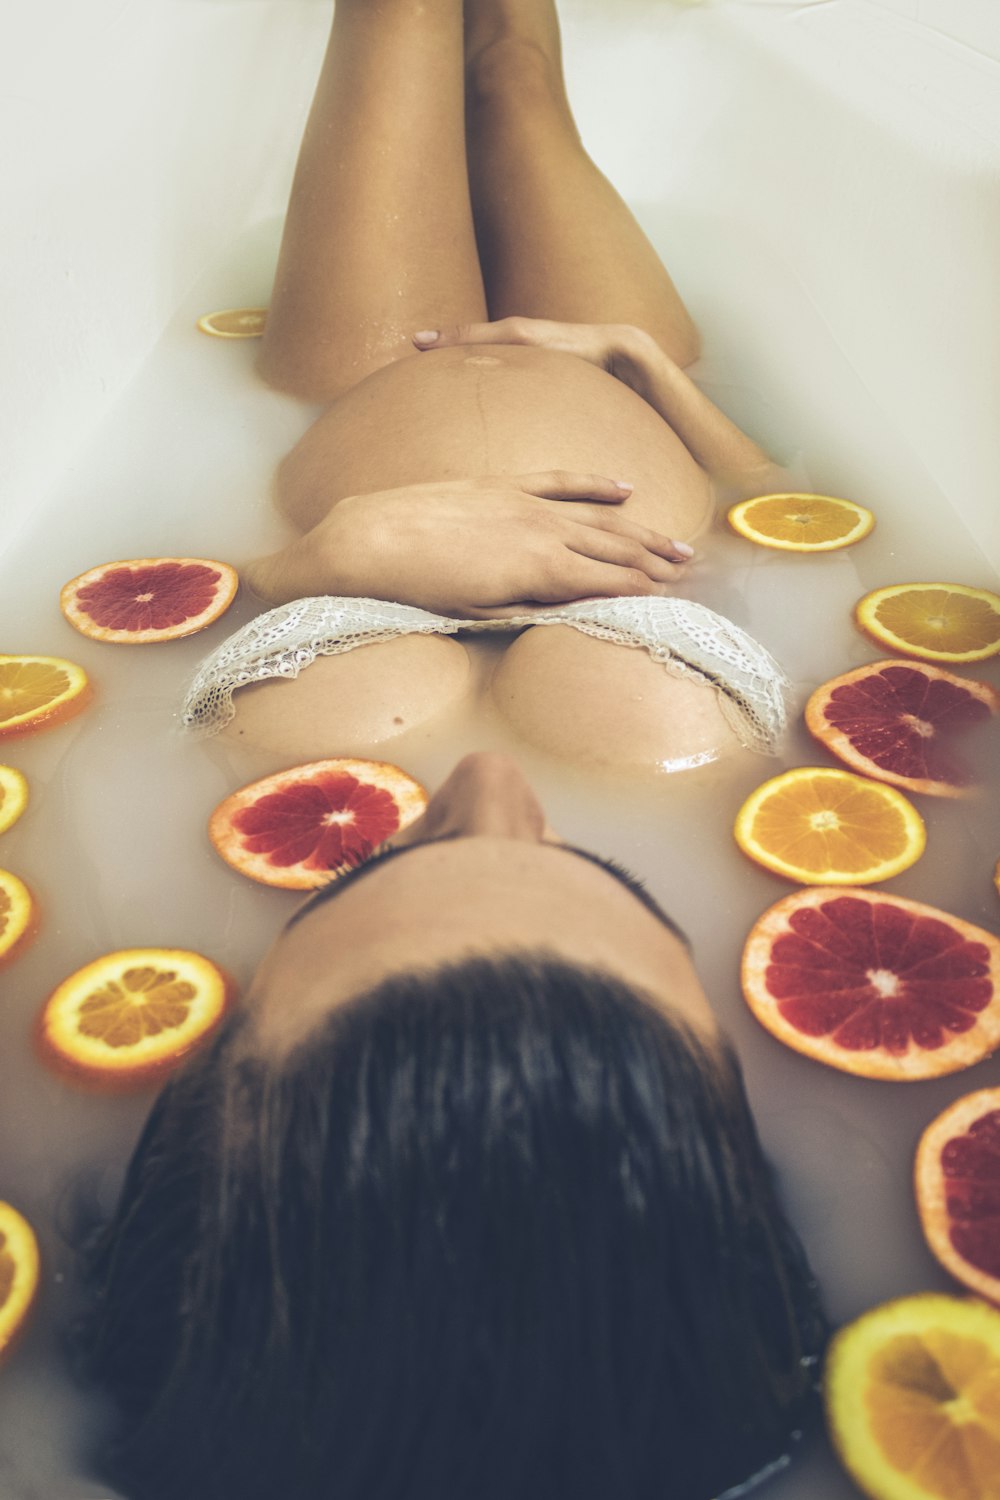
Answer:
[
  {"left": 734, "top": 767, "right": 926, "bottom": 885},
  {"left": 727, "top": 492, "right": 875, "bottom": 551},
  {"left": 60, "top": 558, "right": 238, "bottom": 644},
  {"left": 39, "top": 948, "right": 233, "bottom": 1090},
  {"left": 824, "top": 1293, "right": 1000, "bottom": 1500},
  {"left": 210, "top": 758, "right": 428, "bottom": 890},
  {"left": 0, "top": 655, "right": 90, "bottom": 739},
  {"left": 0, "top": 1202, "right": 40, "bottom": 1365},
  {"left": 196, "top": 307, "right": 268, "bottom": 338},
  {"left": 0, "top": 765, "right": 28, "bottom": 835},
  {"left": 805, "top": 660, "right": 1000, "bottom": 798},
  {"left": 741, "top": 888, "right": 1000, "bottom": 1079},
  {"left": 915, "top": 1089, "right": 1000, "bottom": 1305},
  {"left": 855, "top": 583, "right": 1000, "bottom": 664},
  {"left": 0, "top": 870, "right": 36, "bottom": 966}
]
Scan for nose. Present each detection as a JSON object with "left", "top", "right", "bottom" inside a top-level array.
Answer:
[{"left": 392, "top": 752, "right": 551, "bottom": 846}]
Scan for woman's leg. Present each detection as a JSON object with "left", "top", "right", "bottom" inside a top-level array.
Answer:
[
  {"left": 259, "top": 0, "right": 488, "bottom": 403},
  {"left": 463, "top": 0, "right": 700, "bottom": 367}
]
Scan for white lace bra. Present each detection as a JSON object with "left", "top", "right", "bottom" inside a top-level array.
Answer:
[{"left": 182, "top": 594, "right": 790, "bottom": 753}]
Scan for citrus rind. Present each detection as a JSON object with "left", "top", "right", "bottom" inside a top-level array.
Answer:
[
  {"left": 915, "top": 1089, "right": 1000, "bottom": 1305},
  {"left": 0, "top": 765, "right": 29, "bottom": 835},
  {"left": 60, "top": 557, "right": 239, "bottom": 644},
  {"left": 855, "top": 583, "right": 1000, "bottom": 664},
  {"left": 0, "top": 869, "right": 37, "bottom": 967},
  {"left": 727, "top": 492, "right": 875, "bottom": 551},
  {"left": 196, "top": 308, "right": 268, "bottom": 339},
  {"left": 0, "top": 1201, "right": 41, "bottom": 1364},
  {"left": 0, "top": 655, "right": 91, "bottom": 739}
]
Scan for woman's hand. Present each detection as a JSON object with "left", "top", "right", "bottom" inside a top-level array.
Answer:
[
  {"left": 412, "top": 318, "right": 645, "bottom": 381},
  {"left": 243, "top": 471, "right": 694, "bottom": 618}
]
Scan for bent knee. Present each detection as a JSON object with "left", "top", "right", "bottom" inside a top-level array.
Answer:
[{"left": 466, "top": 38, "right": 570, "bottom": 117}]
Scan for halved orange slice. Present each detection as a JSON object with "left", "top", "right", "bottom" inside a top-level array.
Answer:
[
  {"left": 0, "top": 655, "right": 90, "bottom": 739},
  {"left": 0, "top": 1202, "right": 40, "bottom": 1365},
  {"left": 196, "top": 308, "right": 268, "bottom": 339},
  {"left": 0, "top": 870, "right": 36, "bottom": 966},
  {"left": 0, "top": 765, "right": 28, "bottom": 835},
  {"left": 741, "top": 888, "right": 1000, "bottom": 1079},
  {"left": 855, "top": 583, "right": 1000, "bottom": 664},
  {"left": 210, "top": 758, "right": 428, "bottom": 890},
  {"left": 733, "top": 767, "right": 926, "bottom": 885},
  {"left": 915, "top": 1089, "right": 1000, "bottom": 1306},
  {"left": 60, "top": 558, "right": 238, "bottom": 644},
  {"left": 824, "top": 1293, "right": 1000, "bottom": 1500},
  {"left": 728, "top": 492, "right": 874, "bottom": 551},
  {"left": 805, "top": 660, "right": 1000, "bottom": 798},
  {"left": 39, "top": 948, "right": 233, "bottom": 1090}
]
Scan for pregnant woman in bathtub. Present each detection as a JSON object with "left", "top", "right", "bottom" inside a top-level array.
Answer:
[{"left": 182, "top": 0, "right": 789, "bottom": 771}]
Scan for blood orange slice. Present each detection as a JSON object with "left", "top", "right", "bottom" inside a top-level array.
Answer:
[
  {"left": 0, "top": 1202, "right": 40, "bottom": 1365},
  {"left": 60, "top": 558, "right": 238, "bottom": 644},
  {"left": 196, "top": 307, "right": 267, "bottom": 338},
  {"left": 209, "top": 758, "right": 428, "bottom": 890},
  {"left": 0, "top": 870, "right": 36, "bottom": 966},
  {"left": 0, "top": 765, "right": 28, "bottom": 835},
  {"left": 915, "top": 1089, "right": 1000, "bottom": 1305},
  {"left": 855, "top": 582, "right": 1000, "bottom": 664},
  {"left": 39, "top": 948, "right": 233, "bottom": 1091},
  {"left": 0, "top": 655, "right": 90, "bottom": 739},
  {"left": 805, "top": 660, "right": 1000, "bottom": 797},
  {"left": 741, "top": 888, "right": 1000, "bottom": 1079},
  {"left": 727, "top": 492, "right": 874, "bottom": 551}
]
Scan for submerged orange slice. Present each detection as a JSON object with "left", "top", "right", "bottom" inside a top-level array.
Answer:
[
  {"left": 824, "top": 1293, "right": 1000, "bottom": 1500},
  {"left": 60, "top": 557, "right": 238, "bottom": 644},
  {"left": 0, "top": 870, "right": 36, "bottom": 966},
  {"left": 39, "top": 948, "right": 233, "bottom": 1090},
  {"left": 210, "top": 758, "right": 428, "bottom": 890},
  {"left": 855, "top": 583, "right": 1000, "bottom": 664},
  {"left": 915, "top": 1089, "right": 1000, "bottom": 1306},
  {"left": 0, "top": 766, "right": 28, "bottom": 835},
  {"left": 196, "top": 307, "right": 268, "bottom": 339},
  {"left": 728, "top": 492, "right": 874, "bottom": 551},
  {"left": 805, "top": 660, "right": 1000, "bottom": 798},
  {"left": 734, "top": 767, "right": 926, "bottom": 885},
  {"left": 0, "top": 1202, "right": 41, "bottom": 1365},
  {"left": 0, "top": 655, "right": 90, "bottom": 739},
  {"left": 741, "top": 888, "right": 1000, "bottom": 1080}
]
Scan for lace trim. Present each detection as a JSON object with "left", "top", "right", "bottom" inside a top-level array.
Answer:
[{"left": 182, "top": 595, "right": 790, "bottom": 753}]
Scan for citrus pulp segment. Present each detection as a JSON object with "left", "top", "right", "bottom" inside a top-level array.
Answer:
[
  {"left": 0, "top": 655, "right": 90, "bottom": 738},
  {"left": 0, "top": 1202, "right": 40, "bottom": 1364},
  {"left": 915, "top": 1090, "right": 1000, "bottom": 1305},
  {"left": 805, "top": 661, "right": 1000, "bottom": 797},
  {"left": 824, "top": 1293, "right": 1000, "bottom": 1500},
  {"left": 0, "top": 870, "right": 36, "bottom": 966},
  {"left": 0, "top": 765, "right": 28, "bottom": 835},
  {"left": 727, "top": 492, "right": 875, "bottom": 551},
  {"left": 60, "top": 557, "right": 239, "bottom": 643},
  {"left": 196, "top": 308, "right": 268, "bottom": 338},
  {"left": 741, "top": 888, "right": 1000, "bottom": 1079},
  {"left": 855, "top": 583, "right": 1000, "bottom": 664},
  {"left": 209, "top": 758, "right": 428, "bottom": 889},
  {"left": 733, "top": 767, "right": 926, "bottom": 885},
  {"left": 39, "top": 948, "right": 233, "bottom": 1090}
]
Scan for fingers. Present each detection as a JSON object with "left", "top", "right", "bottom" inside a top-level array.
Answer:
[
  {"left": 564, "top": 530, "right": 688, "bottom": 583},
  {"left": 514, "top": 470, "right": 634, "bottom": 504},
  {"left": 412, "top": 317, "right": 543, "bottom": 351},
  {"left": 556, "top": 503, "right": 695, "bottom": 563}
]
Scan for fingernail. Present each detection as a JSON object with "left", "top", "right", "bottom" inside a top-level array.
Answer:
[
  {"left": 413, "top": 330, "right": 439, "bottom": 344},
  {"left": 615, "top": 480, "right": 633, "bottom": 492},
  {"left": 673, "top": 540, "right": 695, "bottom": 558}
]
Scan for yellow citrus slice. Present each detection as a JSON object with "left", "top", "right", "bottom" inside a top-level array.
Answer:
[
  {"left": 0, "top": 765, "right": 28, "bottom": 835},
  {"left": 0, "top": 1202, "right": 41, "bottom": 1365},
  {"left": 39, "top": 948, "right": 234, "bottom": 1091},
  {"left": 0, "top": 870, "right": 36, "bottom": 966},
  {"left": 734, "top": 767, "right": 926, "bottom": 885},
  {"left": 196, "top": 307, "right": 268, "bottom": 339},
  {"left": 824, "top": 1293, "right": 1000, "bottom": 1500},
  {"left": 0, "top": 655, "right": 91, "bottom": 739},
  {"left": 855, "top": 583, "right": 1000, "bottom": 664},
  {"left": 727, "top": 492, "right": 874, "bottom": 551},
  {"left": 60, "top": 557, "right": 238, "bottom": 643},
  {"left": 915, "top": 1089, "right": 1000, "bottom": 1306}
]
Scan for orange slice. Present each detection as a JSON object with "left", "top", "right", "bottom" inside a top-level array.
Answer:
[
  {"left": 196, "top": 307, "right": 268, "bottom": 339},
  {"left": 733, "top": 767, "right": 926, "bottom": 885},
  {"left": 0, "top": 1202, "right": 41, "bottom": 1365},
  {"left": 741, "top": 888, "right": 1000, "bottom": 1080},
  {"left": 824, "top": 1293, "right": 1000, "bottom": 1500},
  {"left": 210, "top": 758, "right": 428, "bottom": 890},
  {"left": 805, "top": 660, "right": 1000, "bottom": 798},
  {"left": 0, "top": 765, "right": 28, "bottom": 835},
  {"left": 39, "top": 948, "right": 233, "bottom": 1091},
  {"left": 0, "top": 870, "right": 36, "bottom": 966},
  {"left": 728, "top": 491, "right": 874, "bottom": 551},
  {"left": 915, "top": 1090, "right": 1000, "bottom": 1306},
  {"left": 0, "top": 655, "right": 90, "bottom": 739},
  {"left": 855, "top": 583, "right": 1000, "bottom": 664},
  {"left": 60, "top": 557, "right": 238, "bottom": 644}
]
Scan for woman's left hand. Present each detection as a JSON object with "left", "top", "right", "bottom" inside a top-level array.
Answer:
[{"left": 412, "top": 318, "right": 643, "bottom": 379}]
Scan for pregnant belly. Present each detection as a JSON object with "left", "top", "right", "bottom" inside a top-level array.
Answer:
[{"left": 275, "top": 344, "right": 713, "bottom": 540}]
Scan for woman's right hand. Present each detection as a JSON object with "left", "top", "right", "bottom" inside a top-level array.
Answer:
[{"left": 242, "top": 471, "right": 694, "bottom": 618}]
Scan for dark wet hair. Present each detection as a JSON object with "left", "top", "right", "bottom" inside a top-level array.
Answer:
[{"left": 76, "top": 955, "right": 826, "bottom": 1500}]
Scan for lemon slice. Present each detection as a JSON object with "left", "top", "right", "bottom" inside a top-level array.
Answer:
[
  {"left": 196, "top": 308, "right": 268, "bottom": 339},
  {"left": 728, "top": 493, "right": 874, "bottom": 551}
]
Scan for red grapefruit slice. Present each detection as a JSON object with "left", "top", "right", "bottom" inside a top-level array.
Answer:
[
  {"left": 805, "top": 660, "right": 1000, "bottom": 797},
  {"left": 60, "top": 558, "right": 238, "bottom": 643},
  {"left": 209, "top": 758, "right": 428, "bottom": 890},
  {"left": 741, "top": 888, "right": 1000, "bottom": 1079},
  {"left": 915, "top": 1089, "right": 1000, "bottom": 1306}
]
